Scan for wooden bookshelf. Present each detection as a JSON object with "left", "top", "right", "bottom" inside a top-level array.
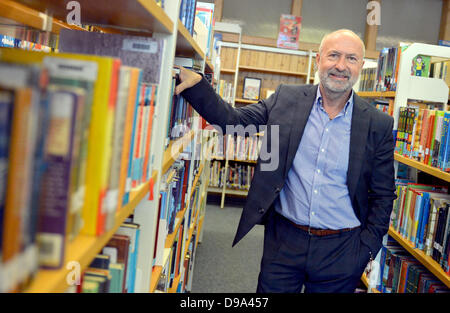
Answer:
[
  {"left": 150, "top": 264, "right": 163, "bottom": 293},
  {"left": 150, "top": 151, "right": 210, "bottom": 293},
  {"left": 176, "top": 19, "right": 205, "bottom": 61},
  {"left": 394, "top": 153, "right": 450, "bottom": 182},
  {"left": 208, "top": 186, "right": 248, "bottom": 196},
  {"left": 211, "top": 156, "right": 257, "bottom": 164},
  {"left": 357, "top": 91, "right": 396, "bottom": 98},
  {"left": 239, "top": 65, "right": 308, "bottom": 77},
  {"left": 7, "top": 0, "right": 174, "bottom": 34},
  {"left": 0, "top": 0, "right": 86, "bottom": 34},
  {"left": 25, "top": 170, "right": 158, "bottom": 293},
  {"left": 388, "top": 227, "right": 450, "bottom": 288},
  {"left": 235, "top": 98, "right": 258, "bottom": 104},
  {"left": 205, "top": 58, "right": 214, "bottom": 72},
  {"left": 161, "top": 130, "right": 195, "bottom": 175},
  {"left": 220, "top": 68, "right": 236, "bottom": 74},
  {"left": 361, "top": 273, "right": 381, "bottom": 293},
  {"left": 167, "top": 192, "right": 205, "bottom": 293}
]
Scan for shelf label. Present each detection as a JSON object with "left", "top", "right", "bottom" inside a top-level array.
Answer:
[{"left": 122, "top": 39, "right": 157, "bottom": 54}]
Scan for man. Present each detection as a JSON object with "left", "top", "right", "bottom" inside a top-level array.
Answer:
[{"left": 176, "top": 29, "right": 396, "bottom": 293}]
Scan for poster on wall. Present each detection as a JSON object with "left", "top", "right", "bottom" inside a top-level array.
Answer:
[{"left": 277, "top": 14, "right": 302, "bottom": 50}]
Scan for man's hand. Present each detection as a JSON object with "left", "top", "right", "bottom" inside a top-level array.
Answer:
[{"left": 174, "top": 66, "right": 202, "bottom": 95}]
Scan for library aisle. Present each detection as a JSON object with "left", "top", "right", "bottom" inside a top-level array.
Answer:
[{"left": 191, "top": 200, "right": 264, "bottom": 293}]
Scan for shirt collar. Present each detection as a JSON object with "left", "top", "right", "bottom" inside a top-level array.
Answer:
[{"left": 315, "top": 86, "right": 354, "bottom": 117}]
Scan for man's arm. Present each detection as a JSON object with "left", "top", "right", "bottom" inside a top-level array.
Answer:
[
  {"left": 361, "top": 116, "right": 396, "bottom": 257},
  {"left": 176, "top": 66, "right": 277, "bottom": 133}
]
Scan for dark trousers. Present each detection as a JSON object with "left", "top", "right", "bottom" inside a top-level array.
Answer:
[{"left": 257, "top": 212, "right": 369, "bottom": 293}]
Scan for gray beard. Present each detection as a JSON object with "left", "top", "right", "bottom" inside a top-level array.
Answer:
[{"left": 319, "top": 71, "right": 357, "bottom": 96}]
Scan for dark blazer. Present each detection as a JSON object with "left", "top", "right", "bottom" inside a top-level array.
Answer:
[{"left": 182, "top": 77, "right": 396, "bottom": 257}]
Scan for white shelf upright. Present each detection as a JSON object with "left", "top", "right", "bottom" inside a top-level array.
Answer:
[{"left": 393, "top": 43, "right": 450, "bottom": 129}]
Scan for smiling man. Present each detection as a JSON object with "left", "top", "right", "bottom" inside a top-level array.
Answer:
[{"left": 176, "top": 29, "right": 396, "bottom": 293}]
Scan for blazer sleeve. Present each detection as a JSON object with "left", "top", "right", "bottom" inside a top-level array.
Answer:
[
  {"left": 360, "top": 115, "right": 396, "bottom": 257},
  {"left": 181, "top": 76, "right": 279, "bottom": 133}
]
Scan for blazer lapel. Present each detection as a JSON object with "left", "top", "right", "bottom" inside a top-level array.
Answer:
[
  {"left": 283, "top": 84, "right": 317, "bottom": 178},
  {"left": 346, "top": 94, "right": 370, "bottom": 200}
]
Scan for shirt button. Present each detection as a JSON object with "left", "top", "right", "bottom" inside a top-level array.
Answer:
[
  {"left": 321, "top": 149, "right": 325, "bottom": 153},
  {"left": 314, "top": 190, "right": 318, "bottom": 194},
  {"left": 317, "top": 169, "right": 321, "bottom": 173},
  {"left": 325, "top": 128, "right": 329, "bottom": 132},
  {"left": 312, "top": 212, "right": 315, "bottom": 216}
]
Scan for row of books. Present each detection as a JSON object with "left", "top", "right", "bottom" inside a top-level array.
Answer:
[
  {"left": 209, "top": 161, "right": 255, "bottom": 191},
  {"left": 155, "top": 219, "right": 198, "bottom": 293},
  {"left": 378, "top": 237, "right": 449, "bottom": 293},
  {"left": 359, "top": 44, "right": 435, "bottom": 92},
  {"left": 390, "top": 180, "right": 450, "bottom": 274},
  {"left": 153, "top": 157, "right": 191, "bottom": 268},
  {"left": 372, "top": 99, "right": 393, "bottom": 116},
  {"left": 213, "top": 135, "right": 263, "bottom": 162},
  {"left": 153, "top": 156, "right": 204, "bottom": 293},
  {"left": 158, "top": 185, "right": 204, "bottom": 294},
  {"left": 179, "top": 0, "right": 198, "bottom": 36},
  {"left": 430, "top": 59, "right": 450, "bottom": 86},
  {"left": 0, "top": 34, "right": 52, "bottom": 52},
  {"left": 167, "top": 73, "right": 194, "bottom": 145},
  {"left": 0, "top": 29, "right": 168, "bottom": 292},
  {"left": 217, "top": 79, "right": 234, "bottom": 105},
  {"left": 395, "top": 106, "right": 450, "bottom": 171},
  {"left": 358, "top": 67, "right": 377, "bottom": 92},
  {"left": 70, "top": 221, "right": 141, "bottom": 293},
  {"left": 194, "top": 2, "right": 215, "bottom": 58}
]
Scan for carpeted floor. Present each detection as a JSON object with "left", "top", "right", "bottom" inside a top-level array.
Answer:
[{"left": 191, "top": 197, "right": 264, "bottom": 293}]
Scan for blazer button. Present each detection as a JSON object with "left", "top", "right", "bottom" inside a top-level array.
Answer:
[
  {"left": 275, "top": 187, "right": 281, "bottom": 193},
  {"left": 258, "top": 208, "right": 265, "bottom": 214}
]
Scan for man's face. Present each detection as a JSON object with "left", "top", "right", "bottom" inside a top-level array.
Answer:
[{"left": 316, "top": 33, "right": 364, "bottom": 94}]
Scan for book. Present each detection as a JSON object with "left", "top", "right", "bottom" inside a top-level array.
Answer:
[
  {"left": 117, "top": 67, "right": 141, "bottom": 208},
  {"left": 0, "top": 90, "right": 13, "bottom": 264},
  {"left": 37, "top": 86, "right": 85, "bottom": 269},
  {"left": 0, "top": 48, "right": 121, "bottom": 237},
  {"left": 58, "top": 29, "right": 164, "bottom": 84},
  {"left": 105, "top": 66, "right": 133, "bottom": 231},
  {"left": 115, "top": 222, "right": 140, "bottom": 293},
  {"left": 102, "top": 234, "right": 130, "bottom": 292},
  {"left": 42, "top": 56, "right": 98, "bottom": 241},
  {"left": 0, "top": 63, "right": 44, "bottom": 291}
]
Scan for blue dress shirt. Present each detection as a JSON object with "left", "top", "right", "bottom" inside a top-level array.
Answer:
[{"left": 275, "top": 87, "right": 361, "bottom": 230}]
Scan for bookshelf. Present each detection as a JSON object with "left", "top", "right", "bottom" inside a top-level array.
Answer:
[
  {"left": 0, "top": 0, "right": 86, "bottom": 34},
  {"left": 5, "top": 0, "right": 174, "bottom": 34},
  {"left": 25, "top": 172, "right": 157, "bottom": 293},
  {"left": 0, "top": 0, "right": 216, "bottom": 293},
  {"left": 210, "top": 25, "right": 316, "bottom": 207},
  {"left": 394, "top": 153, "right": 450, "bottom": 183},
  {"left": 388, "top": 227, "right": 450, "bottom": 288},
  {"left": 235, "top": 98, "right": 258, "bottom": 104},
  {"left": 149, "top": 149, "right": 211, "bottom": 293},
  {"left": 357, "top": 91, "right": 396, "bottom": 98},
  {"left": 357, "top": 43, "right": 450, "bottom": 293}
]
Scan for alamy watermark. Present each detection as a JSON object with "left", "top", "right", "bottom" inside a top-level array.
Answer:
[
  {"left": 170, "top": 124, "right": 280, "bottom": 172},
  {"left": 367, "top": 1, "right": 381, "bottom": 26},
  {"left": 66, "top": 1, "right": 81, "bottom": 26}
]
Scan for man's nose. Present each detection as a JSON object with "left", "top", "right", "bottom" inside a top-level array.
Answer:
[{"left": 335, "top": 56, "right": 347, "bottom": 71}]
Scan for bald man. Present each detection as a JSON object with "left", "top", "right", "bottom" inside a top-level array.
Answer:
[{"left": 176, "top": 29, "right": 396, "bottom": 293}]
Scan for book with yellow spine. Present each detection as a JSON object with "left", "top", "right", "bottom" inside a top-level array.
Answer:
[{"left": 0, "top": 48, "right": 119, "bottom": 236}]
